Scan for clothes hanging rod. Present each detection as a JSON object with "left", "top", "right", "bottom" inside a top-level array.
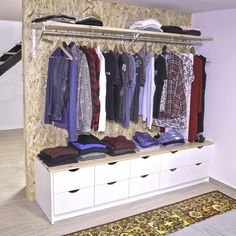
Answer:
[{"left": 43, "top": 30, "right": 205, "bottom": 46}]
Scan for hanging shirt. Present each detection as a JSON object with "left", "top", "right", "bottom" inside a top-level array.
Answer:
[
  {"left": 103, "top": 50, "right": 120, "bottom": 121},
  {"left": 177, "top": 53, "right": 194, "bottom": 140},
  {"left": 81, "top": 47, "right": 100, "bottom": 131},
  {"left": 156, "top": 52, "right": 186, "bottom": 129},
  {"left": 44, "top": 46, "right": 70, "bottom": 123},
  {"left": 71, "top": 44, "right": 92, "bottom": 135},
  {"left": 197, "top": 55, "right": 207, "bottom": 134},
  {"left": 188, "top": 55, "right": 203, "bottom": 142},
  {"left": 130, "top": 53, "right": 144, "bottom": 122},
  {"left": 153, "top": 54, "right": 167, "bottom": 119},
  {"left": 138, "top": 45, "right": 155, "bottom": 129},
  {"left": 118, "top": 52, "right": 130, "bottom": 126},
  {"left": 96, "top": 46, "right": 107, "bottom": 132}
]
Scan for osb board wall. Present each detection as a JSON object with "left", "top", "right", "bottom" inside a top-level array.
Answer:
[{"left": 23, "top": 0, "right": 191, "bottom": 200}]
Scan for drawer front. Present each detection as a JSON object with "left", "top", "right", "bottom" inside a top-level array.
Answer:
[
  {"left": 186, "top": 146, "right": 212, "bottom": 165},
  {"left": 95, "top": 160, "right": 129, "bottom": 185},
  {"left": 130, "top": 155, "right": 161, "bottom": 178},
  {"left": 54, "top": 187, "right": 94, "bottom": 215},
  {"left": 160, "top": 166, "right": 189, "bottom": 189},
  {"left": 53, "top": 167, "right": 94, "bottom": 194},
  {"left": 95, "top": 179, "right": 129, "bottom": 205},
  {"left": 188, "top": 161, "right": 210, "bottom": 182},
  {"left": 129, "top": 173, "right": 160, "bottom": 197},
  {"left": 161, "top": 150, "right": 190, "bottom": 171}
]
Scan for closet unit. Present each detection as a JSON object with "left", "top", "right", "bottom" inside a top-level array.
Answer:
[{"left": 32, "top": 22, "right": 214, "bottom": 223}]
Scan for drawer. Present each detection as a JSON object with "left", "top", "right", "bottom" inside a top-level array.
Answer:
[
  {"left": 160, "top": 166, "right": 189, "bottom": 189},
  {"left": 95, "top": 179, "right": 129, "bottom": 205},
  {"left": 187, "top": 146, "right": 212, "bottom": 165},
  {"left": 160, "top": 150, "right": 191, "bottom": 171},
  {"left": 187, "top": 161, "right": 210, "bottom": 182},
  {"left": 129, "top": 173, "right": 160, "bottom": 197},
  {"left": 54, "top": 187, "right": 94, "bottom": 215},
  {"left": 53, "top": 167, "right": 94, "bottom": 194},
  {"left": 130, "top": 155, "right": 161, "bottom": 178},
  {"left": 95, "top": 160, "right": 129, "bottom": 185}
]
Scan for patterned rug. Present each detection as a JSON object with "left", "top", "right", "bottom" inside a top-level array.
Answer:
[{"left": 65, "top": 191, "right": 236, "bottom": 236}]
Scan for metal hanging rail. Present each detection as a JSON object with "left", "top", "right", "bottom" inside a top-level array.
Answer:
[{"left": 31, "top": 21, "right": 213, "bottom": 56}]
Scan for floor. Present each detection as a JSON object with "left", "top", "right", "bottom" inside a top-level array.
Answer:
[{"left": 1, "top": 129, "right": 236, "bottom": 236}]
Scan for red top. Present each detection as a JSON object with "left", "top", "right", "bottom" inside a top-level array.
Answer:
[{"left": 188, "top": 55, "right": 203, "bottom": 142}]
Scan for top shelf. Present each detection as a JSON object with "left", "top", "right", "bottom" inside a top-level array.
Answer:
[{"left": 32, "top": 21, "right": 213, "bottom": 45}]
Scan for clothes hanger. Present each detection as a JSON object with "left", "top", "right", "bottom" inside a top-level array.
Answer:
[
  {"left": 102, "top": 41, "right": 109, "bottom": 53},
  {"left": 57, "top": 41, "right": 73, "bottom": 60}
]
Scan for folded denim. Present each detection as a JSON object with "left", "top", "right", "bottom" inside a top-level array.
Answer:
[
  {"left": 133, "top": 131, "right": 160, "bottom": 148},
  {"left": 155, "top": 130, "right": 185, "bottom": 146}
]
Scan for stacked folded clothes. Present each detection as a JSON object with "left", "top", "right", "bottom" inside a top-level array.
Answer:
[
  {"left": 129, "top": 18, "right": 163, "bottom": 32},
  {"left": 155, "top": 130, "right": 185, "bottom": 146},
  {"left": 161, "top": 25, "right": 201, "bottom": 36},
  {"left": 181, "top": 26, "right": 201, "bottom": 36},
  {"left": 38, "top": 146, "right": 79, "bottom": 167},
  {"left": 133, "top": 131, "right": 160, "bottom": 151},
  {"left": 102, "top": 136, "right": 136, "bottom": 156},
  {"left": 70, "top": 134, "right": 108, "bottom": 161},
  {"left": 32, "top": 15, "right": 103, "bottom": 26},
  {"left": 161, "top": 25, "right": 184, "bottom": 34}
]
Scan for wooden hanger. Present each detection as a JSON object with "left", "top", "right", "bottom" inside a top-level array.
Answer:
[
  {"left": 190, "top": 46, "right": 196, "bottom": 55},
  {"left": 102, "top": 41, "right": 109, "bottom": 53},
  {"left": 50, "top": 41, "right": 73, "bottom": 60}
]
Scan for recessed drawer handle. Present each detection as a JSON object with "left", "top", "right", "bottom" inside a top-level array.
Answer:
[
  {"left": 142, "top": 156, "right": 149, "bottom": 159},
  {"left": 68, "top": 189, "right": 80, "bottom": 193},
  {"left": 107, "top": 181, "right": 117, "bottom": 185},
  {"left": 108, "top": 162, "right": 117, "bottom": 165},
  {"left": 197, "top": 146, "right": 203, "bottom": 149},
  {"left": 171, "top": 150, "right": 178, "bottom": 154},
  {"left": 196, "top": 162, "right": 202, "bottom": 166},
  {"left": 170, "top": 168, "right": 177, "bottom": 172},
  {"left": 69, "top": 168, "right": 80, "bottom": 172},
  {"left": 141, "top": 174, "right": 149, "bottom": 178}
]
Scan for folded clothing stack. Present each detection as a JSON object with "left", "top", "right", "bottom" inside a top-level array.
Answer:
[
  {"left": 129, "top": 18, "right": 163, "bottom": 32},
  {"left": 133, "top": 131, "right": 160, "bottom": 151},
  {"left": 181, "top": 26, "right": 201, "bottom": 36},
  {"left": 161, "top": 25, "right": 201, "bottom": 36},
  {"left": 102, "top": 136, "right": 136, "bottom": 156},
  {"left": 161, "top": 25, "right": 184, "bottom": 34},
  {"left": 155, "top": 130, "right": 185, "bottom": 146},
  {"left": 38, "top": 146, "right": 79, "bottom": 167},
  {"left": 32, "top": 14, "right": 103, "bottom": 26},
  {"left": 70, "top": 134, "right": 108, "bottom": 161}
]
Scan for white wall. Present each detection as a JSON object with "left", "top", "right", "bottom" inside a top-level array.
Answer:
[
  {"left": 192, "top": 9, "right": 236, "bottom": 188},
  {"left": 0, "top": 20, "right": 23, "bottom": 130}
]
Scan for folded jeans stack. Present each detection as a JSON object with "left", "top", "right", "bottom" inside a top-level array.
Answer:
[
  {"left": 38, "top": 146, "right": 79, "bottom": 167},
  {"left": 102, "top": 135, "right": 136, "bottom": 156},
  {"left": 155, "top": 130, "right": 185, "bottom": 146},
  {"left": 133, "top": 131, "right": 160, "bottom": 151}
]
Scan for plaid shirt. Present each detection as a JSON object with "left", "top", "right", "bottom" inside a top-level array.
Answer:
[
  {"left": 82, "top": 47, "right": 100, "bottom": 131},
  {"left": 165, "top": 52, "right": 186, "bottom": 118}
]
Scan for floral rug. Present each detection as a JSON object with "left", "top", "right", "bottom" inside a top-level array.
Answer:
[{"left": 65, "top": 191, "right": 236, "bottom": 236}]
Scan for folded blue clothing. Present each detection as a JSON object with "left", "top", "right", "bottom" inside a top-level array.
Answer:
[
  {"left": 70, "top": 141, "right": 107, "bottom": 150},
  {"left": 156, "top": 130, "right": 184, "bottom": 145},
  {"left": 133, "top": 131, "right": 160, "bottom": 148}
]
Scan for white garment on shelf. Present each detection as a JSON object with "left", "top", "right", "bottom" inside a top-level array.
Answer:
[
  {"left": 95, "top": 46, "right": 107, "bottom": 132},
  {"left": 129, "top": 18, "right": 163, "bottom": 32}
]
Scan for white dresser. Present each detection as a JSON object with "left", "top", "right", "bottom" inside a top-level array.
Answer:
[{"left": 35, "top": 141, "right": 213, "bottom": 223}]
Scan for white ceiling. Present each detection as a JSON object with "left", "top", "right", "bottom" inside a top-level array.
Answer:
[{"left": 1, "top": 0, "right": 236, "bottom": 21}]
